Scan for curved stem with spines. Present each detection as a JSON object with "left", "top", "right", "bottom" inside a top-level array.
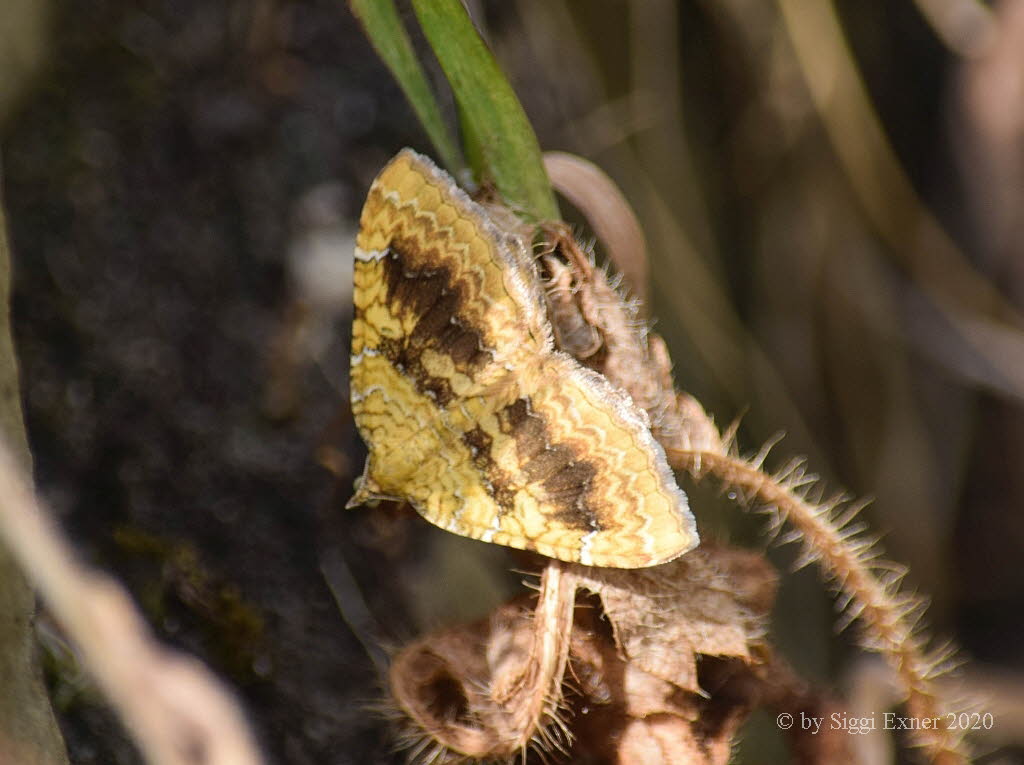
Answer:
[{"left": 668, "top": 445, "right": 968, "bottom": 765}]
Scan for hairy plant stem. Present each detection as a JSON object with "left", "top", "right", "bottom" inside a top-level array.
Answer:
[{"left": 668, "top": 447, "right": 968, "bottom": 765}]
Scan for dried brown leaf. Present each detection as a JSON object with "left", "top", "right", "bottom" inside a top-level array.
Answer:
[
  {"left": 573, "top": 546, "right": 776, "bottom": 695},
  {"left": 615, "top": 715, "right": 733, "bottom": 765},
  {"left": 567, "top": 605, "right": 757, "bottom": 765},
  {"left": 389, "top": 562, "right": 574, "bottom": 762},
  {"left": 389, "top": 607, "right": 501, "bottom": 761},
  {"left": 385, "top": 160, "right": 962, "bottom": 764},
  {"left": 752, "top": 649, "right": 856, "bottom": 765}
]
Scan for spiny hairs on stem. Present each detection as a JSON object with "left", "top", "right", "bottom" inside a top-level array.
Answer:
[
  {"left": 535, "top": 194, "right": 967, "bottom": 762},
  {"left": 667, "top": 443, "right": 969, "bottom": 765}
]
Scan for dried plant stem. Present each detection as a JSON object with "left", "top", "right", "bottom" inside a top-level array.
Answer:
[
  {"left": 543, "top": 152, "right": 649, "bottom": 309},
  {"left": 387, "top": 559, "right": 577, "bottom": 761},
  {"left": 0, "top": 164, "right": 68, "bottom": 763},
  {"left": 535, "top": 166, "right": 964, "bottom": 760},
  {"left": 490, "top": 559, "right": 575, "bottom": 754},
  {"left": 777, "top": 0, "right": 1019, "bottom": 331},
  {"left": 669, "top": 447, "right": 968, "bottom": 764},
  {"left": 0, "top": 435, "right": 264, "bottom": 765}
]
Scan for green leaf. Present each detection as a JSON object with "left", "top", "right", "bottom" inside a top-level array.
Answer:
[
  {"left": 410, "top": 0, "right": 559, "bottom": 221},
  {"left": 350, "top": 0, "right": 463, "bottom": 173}
]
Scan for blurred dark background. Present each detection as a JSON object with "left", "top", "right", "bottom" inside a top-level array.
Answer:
[{"left": 1, "top": 0, "right": 1023, "bottom": 763}]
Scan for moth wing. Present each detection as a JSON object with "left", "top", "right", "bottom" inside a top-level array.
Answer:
[
  {"left": 350, "top": 150, "right": 698, "bottom": 568},
  {"left": 439, "top": 354, "right": 698, "bottom": 568},
  {"left": 353, "top": 149, "right": 548, "bottom": 395},
  {"left": 350, "top": 150, "right": 531, "bottom": 514}
]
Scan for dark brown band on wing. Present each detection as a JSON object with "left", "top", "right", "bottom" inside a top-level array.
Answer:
[
  {"left": 500, "top": 398, "right": 603, "bottom": 533},
  {"left": 461, "top": 425, "right": 516, "bottom": 514},
  {"left": 459, "top": 398, "right": 604, "bottom": 532},
  {"left": 374, "top": 247, "right": 492, "bottom": 407},
  {"left": 367, "top": 234, "right": 604, "bottom": 535}
]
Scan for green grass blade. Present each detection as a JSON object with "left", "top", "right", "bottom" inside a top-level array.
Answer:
[
  {"left": 410, "top": 0, "right": 559, "bottom": 221},
  {"left": 350, "top": 0, "right": 463, "bottom": 173}
]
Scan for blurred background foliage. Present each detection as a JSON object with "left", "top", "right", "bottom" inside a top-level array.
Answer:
[{"left": 1, "top": 0, "right": 1023, "bottom": 762}]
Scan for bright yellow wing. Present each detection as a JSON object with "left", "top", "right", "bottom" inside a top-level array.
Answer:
[{"left": 349, "top": 149, "right": 698, "bottom": 568}]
